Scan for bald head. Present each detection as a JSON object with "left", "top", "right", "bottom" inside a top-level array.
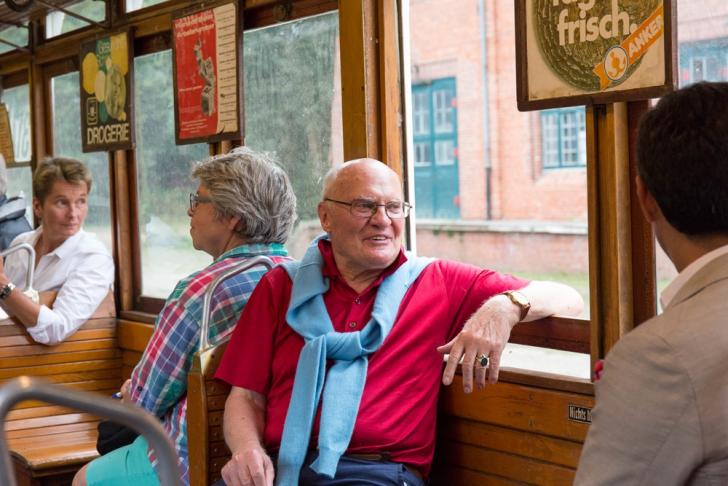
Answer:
[
  {"left": 317, "top": 158, "right": 406, "bottom": 280},
  {"left": 322, "top": 158, "right": 402, "bottom": 201}
]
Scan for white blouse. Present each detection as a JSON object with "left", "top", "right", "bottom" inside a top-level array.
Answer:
[{"left": 3, "top": 227, "right": 114, "bottom": 345}]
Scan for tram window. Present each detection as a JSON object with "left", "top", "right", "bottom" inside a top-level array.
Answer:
[
  {"left": 0, "top": 23, "right": 28, "bottom": 55},
  {"left": 1, "top": 84, "right": 31, "bottom": 163},
  {"left": 677, "top": 5, "right": 728, "bottom": 87},
  {"left": 243, "top": 11, "right": 343, "bottom": 260},
  {"left": 51, "top": 72, "right": 113, "bottom": 251},
  {"left": 46, "top": 0, "right": 106, "bottom": 39},
  {"left": 134, "top": 50, "right": 210, "bottom": 299},
  {"left": 5, "top": 166, "right": 32, "bottom": 217},
  {"left": 125, "top": 0, "right": 167, "bottom": 13},
  {"left": 407, "top": 1, "right": 589, "bottom": 378}
]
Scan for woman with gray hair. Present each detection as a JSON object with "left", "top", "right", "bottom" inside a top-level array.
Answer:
[
  {"left": 0, "top": 154, "right": 32, "bottom": 250},
  {"left": 75, "top": 146, "right": 297, "bottom": 486}
]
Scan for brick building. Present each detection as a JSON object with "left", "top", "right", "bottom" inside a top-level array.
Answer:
[{"left": 410, "top": 0, "right": 728, "bottom": 285}]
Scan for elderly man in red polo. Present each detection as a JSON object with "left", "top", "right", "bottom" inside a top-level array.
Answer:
[{"left": 215, "top": 158, "right": 583, "bottom": 486}]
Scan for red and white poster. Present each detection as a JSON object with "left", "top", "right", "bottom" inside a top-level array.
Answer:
[{"left": 172, "top": 2, "right": 241, "bottom": 144}]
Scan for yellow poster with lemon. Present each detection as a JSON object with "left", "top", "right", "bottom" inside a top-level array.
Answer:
[
  {"left": 80, "top": 31, "right": 134, "bottom": 152},
  {"left": 516, "top": 0, "right": 676, "bottom": 110}
]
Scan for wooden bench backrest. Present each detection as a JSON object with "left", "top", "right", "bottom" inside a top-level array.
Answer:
[
  {"left": 187, "top": 340, "right": 231, "bottom": 486},
  {"left": 431, "top": 373, "right": 594, "bottom": 484},
  {"left": 0, "top": 291, "right": 121, "bottom": 476}
]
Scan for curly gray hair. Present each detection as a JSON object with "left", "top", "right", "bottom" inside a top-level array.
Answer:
[{"left": 192, "top": 147, "right": 297, "bottom": 244}]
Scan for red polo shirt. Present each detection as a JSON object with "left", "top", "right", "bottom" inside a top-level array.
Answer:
[{"left": 216, "top": 241, "right": 528, "bottom": 475}]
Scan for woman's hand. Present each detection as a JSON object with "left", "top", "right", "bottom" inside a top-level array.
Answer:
[{"left": 119, "top": 379, "right": 132, "bottom": 403}]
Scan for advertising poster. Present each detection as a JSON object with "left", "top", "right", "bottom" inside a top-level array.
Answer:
[
  {"left": 516, "top": 0, "right": 676, "bottom": 110},
  {"left": 172, "top": 1, "right": 242, "bottom": 144},
  {"left": 80, "top": 30, "right": 134, "bottom": 152},
  {"left": 0, "top": 104, "right": 15, "bottom": 164}
]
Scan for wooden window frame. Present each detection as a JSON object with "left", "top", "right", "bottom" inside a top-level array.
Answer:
[
  {"left": 126, "top": 0, "right": 339, "bottom": 315},
  {"left": 0, "top": 0, "right": 659, "bottom": 392}
]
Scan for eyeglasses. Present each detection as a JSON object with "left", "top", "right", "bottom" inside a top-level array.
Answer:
[
  {"left": 324, "top": 198, "right": 412, "bottom": 219},
  {"left": 189, "top": 193, "right": 213, "bottom": 211}
]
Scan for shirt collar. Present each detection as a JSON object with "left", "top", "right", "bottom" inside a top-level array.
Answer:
[
  {"left": 215, "top": 242, "right": 288, "bottom": 262},
  {"left": 660, "top": 244, "right": 728, "bottom": 309},
  {"left": 318, "top": 238, "right": 408, "bottom": 290},
  {"left": 38, "top": 227, "right": 84, "bottom": 260}
]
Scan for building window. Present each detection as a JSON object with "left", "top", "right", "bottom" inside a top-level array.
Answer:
[
  {"left": 433, "top": 88, "right": 454, "bottom": 133},
  {"left": 414, "top": 142, "right": 430, "bottom": 167},
  {"left": 540, "top": 107, "right": 586, "bottom": 169},
  {"left": 412, "top": 77, "right": 459, "bottom": 219},
  {"left": 413, "top": 91, "right": 429, "bottom": 136}
]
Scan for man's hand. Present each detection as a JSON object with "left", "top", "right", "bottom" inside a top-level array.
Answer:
[
  {"left": 220, "top": 447, "right": 275, "bottom": 486},
  {"left": 438, "top": 294, "right": 520, "bottom": 392}
]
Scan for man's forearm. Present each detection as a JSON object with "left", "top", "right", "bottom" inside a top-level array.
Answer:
[
  {"left": 223, "top": 387, "right": 268, "bottom": 454},
  {"left": 517, "top": 280, "right": 583, "bottom": 321}
]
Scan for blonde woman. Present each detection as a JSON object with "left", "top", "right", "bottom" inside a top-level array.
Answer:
[{"left": 0, "top": 157, "right": 114, "bottom": 344}]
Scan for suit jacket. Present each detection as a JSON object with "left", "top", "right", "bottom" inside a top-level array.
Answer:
[{"left": 575, "top": 252, "right": 728, "bottom": 485}]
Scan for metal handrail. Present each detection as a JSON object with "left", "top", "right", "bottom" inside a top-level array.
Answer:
[
  {"left": 198, "top": 255, "right": 276, "bottom": 352},
  {"left": 0, "top": 243, "right": 35, "bottom": 291},
  {"left": 0, "top": 376, "right": 181, "bottom": 486}
]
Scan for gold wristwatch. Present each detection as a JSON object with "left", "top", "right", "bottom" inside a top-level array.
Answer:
[{"left": 502, "top": 290, "right": 530, "bottom": 321}]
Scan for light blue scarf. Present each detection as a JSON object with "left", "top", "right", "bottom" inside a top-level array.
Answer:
[{"left": 275, "top": 236, "right": 433, "bottom": 485}]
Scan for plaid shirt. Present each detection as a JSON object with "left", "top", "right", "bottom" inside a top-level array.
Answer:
[{"left": 128, "top": 243, "right": 290, "bottom": 485}]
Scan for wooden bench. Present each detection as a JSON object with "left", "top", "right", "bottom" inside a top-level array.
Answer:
[
  {"left": 187, "top": 340, "right": 231, "bottom": 486},
  {"left": 185, "top": 345, "right": 596, "bottom": 485},
  {"left": 0, "top": 292, "right": 120, "bottom": 485},
  {"left": 430, "top": 371, "right": 594, "bottom": 484}
]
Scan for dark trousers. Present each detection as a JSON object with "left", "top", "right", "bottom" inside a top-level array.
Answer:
[{"left": 213, "top": 453, "right": 426, "bottom": 486}]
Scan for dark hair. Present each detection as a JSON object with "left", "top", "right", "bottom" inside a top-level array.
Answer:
[{"left": 637, "top": 82, "right": 728, "bottom": 235}]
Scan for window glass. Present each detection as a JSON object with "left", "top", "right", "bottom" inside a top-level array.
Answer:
[
  {"left": 412, "top": 78, "right": 459, "bottom": 219},
  {"left": 51, "top": 72, "right": 112, "bottom": 251},
  {"left": 0, "top": 24, "right": 28, "bottom": 55},
  {"left": 1, "top": 84, "right": 31, "bottom": 163},
  {"left": 5, "top": 166, "right": 32, "bottom": 226},
  {"left": 46, "top": 0, "right": 106, "bottom": 38},
  {"left": 244, "top": 12, "right": 343, "bottom": 259},
  {"left": 125, "top": 0, "right": 167, "bottom": 12},
  {"left": 408, "top": 1, "right": 590, "bottom": 378},
  {"left": 134, "top": 50, "right": 210, "bottom": 299}
]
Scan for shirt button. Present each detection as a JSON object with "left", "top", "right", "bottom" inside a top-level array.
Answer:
[
  {"left": 348, "top": 321, "right": 357, "bottom": 329},
  {"left": 354, "top": 298, "right": 361, "bottom": 304}
]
